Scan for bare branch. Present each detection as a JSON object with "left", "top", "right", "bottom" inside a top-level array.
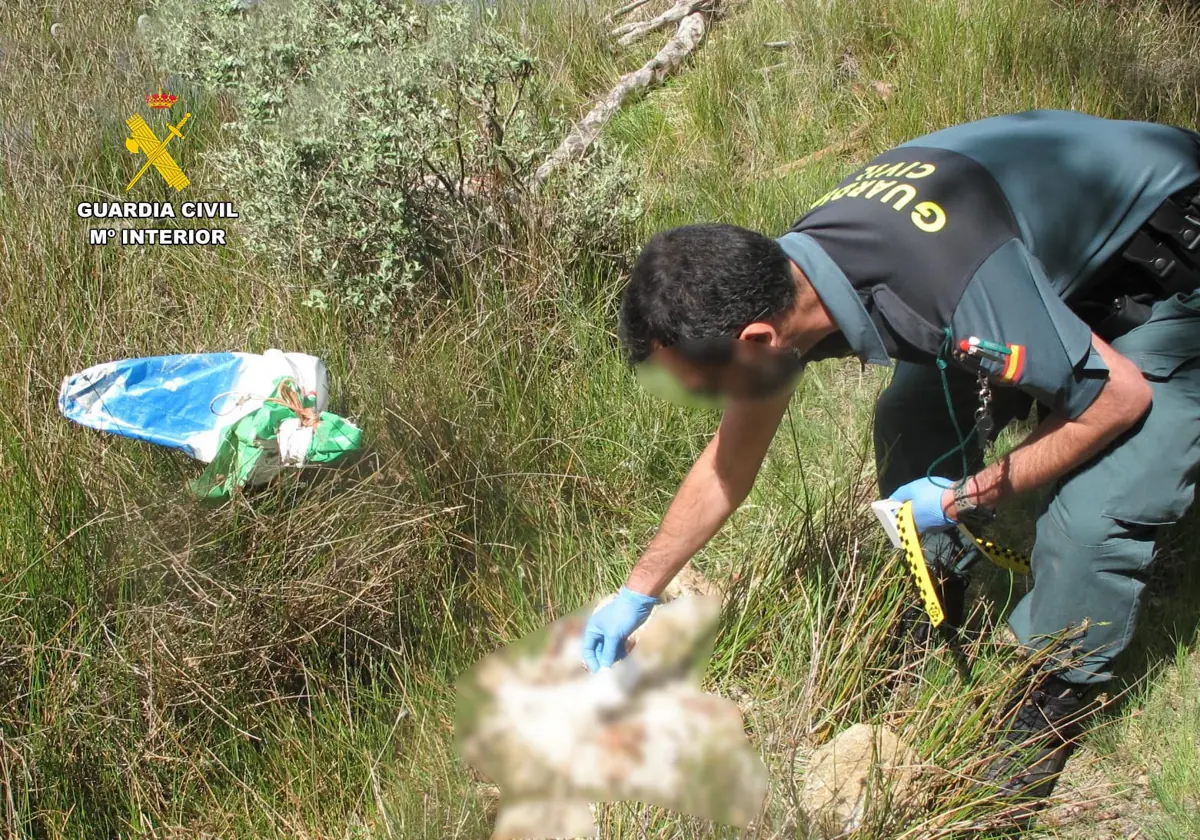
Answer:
[
  {"left": 611, "top": 0, "right": 712, "bottom": 47},
  {"left": 533, "top": 12, "right": 707, "bottom": 187},
  {"left": 608, "top": 0, "right": 654, "bottom": 23},
  {"left": 766, "top": 121, "right": 874, "bottom": 179}
]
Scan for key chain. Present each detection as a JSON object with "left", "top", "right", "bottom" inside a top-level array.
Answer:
[
  {"left": 957, "top": 336, "right": 1009, "bottom": 453},
  {"left": 975, "top": 369, "right": 995, "bottom": 451}
]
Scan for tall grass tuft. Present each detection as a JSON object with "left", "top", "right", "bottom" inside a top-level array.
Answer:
[{"left": 2, "top": 0, "right": 1200, "bottom": 837}]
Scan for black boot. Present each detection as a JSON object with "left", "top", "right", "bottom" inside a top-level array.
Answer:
[{"left": 983, "top": 673, "right": 1096, "bottom": 806}]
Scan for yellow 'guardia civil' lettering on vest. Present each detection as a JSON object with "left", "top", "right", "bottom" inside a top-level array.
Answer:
[{"left": 809, "top": 161, "right": 947, "bottom": 233}]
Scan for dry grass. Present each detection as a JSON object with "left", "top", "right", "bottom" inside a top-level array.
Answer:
[{"left": 2, "top": 0, "right": 1200, "bottom": 837}]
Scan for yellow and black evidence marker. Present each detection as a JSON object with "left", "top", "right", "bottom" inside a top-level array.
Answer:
[
  {"left": 894, "top": 501, "right": 946, "bottom": 627},
  {"left": 968, "top": 535, "right": 1032, "bottom": 576},
  {"left": 891, "top": 502, "right": 1033, "bottom": 629},
  {"left": 875, "top": 498, "right": 1032, "bottom": 629}
]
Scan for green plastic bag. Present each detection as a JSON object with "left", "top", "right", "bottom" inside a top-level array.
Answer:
[{"left": 191, "top": 378, "right": 362, "bottom": 500}]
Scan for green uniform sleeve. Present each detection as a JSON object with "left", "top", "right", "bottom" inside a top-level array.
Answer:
[{"left": 950, "top": 239, "right": 1109, "bottom": 419}]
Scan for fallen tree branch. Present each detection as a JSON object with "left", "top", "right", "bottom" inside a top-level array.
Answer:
[
  {"left": 608, "top": 0, "right": 654, "bottom": 23},
  {"left": 612, "top": 0, "right": 710, "bottom": 47},
  {"left": 766, "top": 121, "right": 873, "bottom": 179},
  {"left": 533, "top": 12, "right": 707, "bottom": 187}
]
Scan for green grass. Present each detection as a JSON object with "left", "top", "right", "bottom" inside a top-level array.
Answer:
[{"left": 2, "top": 0, "right": 1200, "bottom": 836}]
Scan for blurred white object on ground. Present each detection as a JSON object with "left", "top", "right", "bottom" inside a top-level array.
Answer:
[{"left": 456, "top": 595, "right": 768, "bottom": 839}]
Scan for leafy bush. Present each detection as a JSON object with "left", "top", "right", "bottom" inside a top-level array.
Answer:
[
  {"left": 147, "top": 0, "right": 636, "bottom": 314},
  {"left": 537, "top": 142, "right": 645, "bottom": 274}
]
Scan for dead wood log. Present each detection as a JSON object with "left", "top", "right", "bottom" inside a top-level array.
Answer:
[
  {"left": 611, "top": 0, "right": 711, "bottom": 47},
  {"left": 608, "top": 0, "right": 654, "bottom": 23},
  {"left": 532, "top": 11, "right": 707, "bottom": 187}
]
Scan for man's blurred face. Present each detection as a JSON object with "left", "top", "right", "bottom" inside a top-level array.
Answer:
[{"left": 635, "top": 337, "right": 806, "bottom": 410}]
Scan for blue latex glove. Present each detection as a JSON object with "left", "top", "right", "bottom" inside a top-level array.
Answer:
[
  {"left": 581, "top": 587, "right": 659, "bottom": 672},
  {"left": 889, "top": 477, "right": 957, "bottom": 534}
]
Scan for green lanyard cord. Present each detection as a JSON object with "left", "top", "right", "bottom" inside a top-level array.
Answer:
[{"left": 924, "top": 328, "right": 973, "bottom": 489}]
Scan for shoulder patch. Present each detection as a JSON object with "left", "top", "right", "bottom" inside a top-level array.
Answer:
[
  {"left": 954, "top": 337, "right": 1027, "bottom": 385},
  {"left": 999, "top": 344, "right": 1026, "bottom": 384}
]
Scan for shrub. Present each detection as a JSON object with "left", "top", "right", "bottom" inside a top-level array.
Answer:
[{"left": 147, "top": 0, "right": 636, "bottom": 315}]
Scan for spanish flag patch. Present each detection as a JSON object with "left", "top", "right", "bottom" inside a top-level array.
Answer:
[{"left": 998, "top": 344, "right": 1025, "bottom": 384}]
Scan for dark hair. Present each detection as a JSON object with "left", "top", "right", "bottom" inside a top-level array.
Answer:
[{"left": 618, "top": 223, "right": 795, "bottom": 365}]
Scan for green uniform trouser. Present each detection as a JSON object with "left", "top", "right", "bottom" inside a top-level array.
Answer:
[{"left": 874, "top": 290, "right": 1200, "bottom": 686}]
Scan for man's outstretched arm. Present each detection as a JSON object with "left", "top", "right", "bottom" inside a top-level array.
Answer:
[
  {"left": 624, "top": 390, "right": 791, "bottom": 597},
  {"left": 581, "top": 391, "right": 789, "bottom": 671}
]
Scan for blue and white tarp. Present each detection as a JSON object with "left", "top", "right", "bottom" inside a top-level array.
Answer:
[
  {"left": 58, "top": 350, "right": 328, "bottom": 462},
  {"left": 58, "top": 350, "right": 337, "bottom": 496}
]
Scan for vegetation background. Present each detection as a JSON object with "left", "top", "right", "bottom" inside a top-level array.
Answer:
[{"left": 1, "top": 0, "right": 1198, "bottom": 837}]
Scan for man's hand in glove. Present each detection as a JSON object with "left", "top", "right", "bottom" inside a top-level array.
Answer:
[
  {"left": 889, "top": 477, "right": 957, "bottom": 534},
  {"left": 582, "top": 587, "right": 659, "bottom": 672}
]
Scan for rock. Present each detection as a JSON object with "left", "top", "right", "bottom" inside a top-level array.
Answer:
[{"left": 799, "top": 723, "right": 922, "bottom": 837}]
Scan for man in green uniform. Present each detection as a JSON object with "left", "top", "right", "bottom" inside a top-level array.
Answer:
[{"left": 581, "top": 109, "right": 1200, "bottom": 805}]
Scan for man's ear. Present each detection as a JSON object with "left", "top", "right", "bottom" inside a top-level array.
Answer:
[{"left": 738, "top": 321, "right": 781, "bottom": 346}]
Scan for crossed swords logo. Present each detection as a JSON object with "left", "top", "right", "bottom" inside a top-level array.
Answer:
[{"left": 124, "top": 111, "right": 192, "bottom": 192}]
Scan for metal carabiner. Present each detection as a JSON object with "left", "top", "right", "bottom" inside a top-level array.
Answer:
[{"left": 974, "top": 370, "right": 995, "bottom": 448}]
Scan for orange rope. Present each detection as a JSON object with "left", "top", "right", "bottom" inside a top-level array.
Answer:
[{"left": 265, "top": 379, "right": 320, "bottom": 428}]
